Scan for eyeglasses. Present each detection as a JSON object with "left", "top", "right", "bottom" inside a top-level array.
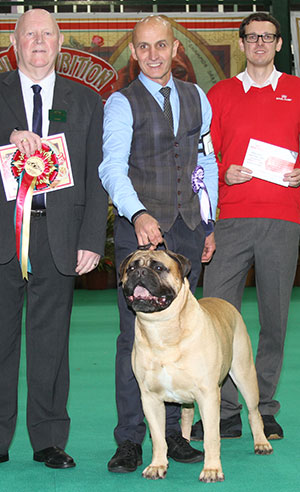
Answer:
[{"left": 243, "top": 33, "right": 278, "bottom": 43}]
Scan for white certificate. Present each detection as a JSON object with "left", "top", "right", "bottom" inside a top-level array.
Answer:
[{"left": 242, "top": 139, "right": 297, "bottom": 187}]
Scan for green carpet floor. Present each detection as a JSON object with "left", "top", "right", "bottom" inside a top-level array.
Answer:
[{"left": 1, "top": 287, "right": 299, "bottom": 492}]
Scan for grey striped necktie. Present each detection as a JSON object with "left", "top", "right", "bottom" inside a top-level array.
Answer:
[{"left": 159, "top": 86, "right": 173, "bottom": 131}]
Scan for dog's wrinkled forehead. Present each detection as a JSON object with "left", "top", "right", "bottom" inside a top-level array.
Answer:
[
  {"left": 131, "top": 254, "right": 160, "bottom": 267},
  {"left": 130, "top": 252, "right": 170, "bottom": 268}
]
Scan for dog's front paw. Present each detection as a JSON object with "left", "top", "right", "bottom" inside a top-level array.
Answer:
[
  {"left": 254, "top": 442, "right": 273, "bottom": 455},
  {"left": 199, "top": 468, "right": 225, "bottom": 483},
  {"left": 142, "top": 464, "right": 167, "bottom": 480}
]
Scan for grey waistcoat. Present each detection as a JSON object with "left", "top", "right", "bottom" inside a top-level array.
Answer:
[{"left": 121, "top": 77, "right": 202, "bottom": 232}]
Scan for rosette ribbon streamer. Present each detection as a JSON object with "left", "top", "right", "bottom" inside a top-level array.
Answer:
[
  {"left": 12, "top": 144, "right": 59, "bottom": 280},
  {"left": 191, "top": 165, "right": 212, "bottom": 224}
]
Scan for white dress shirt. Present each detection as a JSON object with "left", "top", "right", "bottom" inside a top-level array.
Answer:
[{"left": 19, "top": 69, "right": 55, "bottom": 137}]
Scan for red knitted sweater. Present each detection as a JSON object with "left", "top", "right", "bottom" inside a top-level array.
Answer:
[{"left": 208, "top": 73, "right": 300, "bottom": 223}]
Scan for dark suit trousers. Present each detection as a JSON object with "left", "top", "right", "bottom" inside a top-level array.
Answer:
[
  {"left": 0, "top": 215, "right": 74, "bottom": 453},
  {"left": 113, "top": 215, "right": 205, "bottom": 445}
]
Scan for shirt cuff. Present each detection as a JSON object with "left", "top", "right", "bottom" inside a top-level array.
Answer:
[
  {"left": 201, "top": 219, "right": 215, "bottom": 237},
  {"left": 131, "top": 209, "right": 147, "bottom": 224}
]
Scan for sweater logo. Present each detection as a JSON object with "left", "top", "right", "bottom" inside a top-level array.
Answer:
[{"left": 276, "top": 94, "right": 292, "bottom": 102}]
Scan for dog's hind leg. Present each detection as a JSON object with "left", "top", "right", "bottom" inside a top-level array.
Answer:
[
  {"left": 140, "top": 392, "right": 169, "bottom": 480},
  {"left": 230, "top": 319, "right": 273, "bottom": 456},
  {"left": 231, "top": 366, "right": 273, "bottom": 455},
  {"left": 181, "top": 404, "right": 194, "bottom": 440}
]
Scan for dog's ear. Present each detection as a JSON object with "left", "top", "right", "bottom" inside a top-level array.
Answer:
[
  {"left": 119, "top": 252, "right": 135, "bottom": 279},
  {"left": 166, "top": 251, "right": 191, "bottom": 278}
]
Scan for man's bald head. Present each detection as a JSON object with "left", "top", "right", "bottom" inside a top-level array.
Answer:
[
  {"left": 14, "top": 9, "right": 61, "bottom": 40},
  {"left": 132, "top": 15, "right": 175, "bottom": 46}
]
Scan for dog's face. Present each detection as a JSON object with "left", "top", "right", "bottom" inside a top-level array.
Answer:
[{"left": 119, "top": 250, "right": 191, "bottom": 313}]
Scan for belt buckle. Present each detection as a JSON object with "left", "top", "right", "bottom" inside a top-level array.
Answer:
[{"left": 31, "top": 209, "right": 46, "bottom": 217}]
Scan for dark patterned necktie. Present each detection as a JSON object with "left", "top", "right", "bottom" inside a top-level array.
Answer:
[
  {"left": 159, "top": 86, "right": 173, "bottom": 131},
  {"left": 31, "top": 84, "right": 45, "bottom": 209}
]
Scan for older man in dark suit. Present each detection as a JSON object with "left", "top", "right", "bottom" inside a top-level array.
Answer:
[{"left": 0, "top": 9, "right": 107, "bottom": 468}]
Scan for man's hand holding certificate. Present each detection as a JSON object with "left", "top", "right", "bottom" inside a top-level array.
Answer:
[{"left": 242, "top": 138, "right": 298, "bottom": 187}]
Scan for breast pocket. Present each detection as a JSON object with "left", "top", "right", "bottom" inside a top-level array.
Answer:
[{"left": 187, "top": 124, "right": 201, "bottom": 137}]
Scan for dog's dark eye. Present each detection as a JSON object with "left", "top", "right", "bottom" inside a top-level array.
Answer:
[
  {"left": 127, "top": 265, "right": 135, "bottom": 272},
  {"left": 150, "top": 260, "right": 167, "bottom": 273}
]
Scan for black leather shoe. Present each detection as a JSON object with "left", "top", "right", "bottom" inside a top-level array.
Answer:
[
  {"left": 262, "top": 415, "right": 283, "bottom": 440},
  {"left": 33, "top": 447, "right": 76, "bottom": 469},
  {"left": 108, "top": 440, "right": 143, "bottom": 473},
  {"left": 166, "top": 431, "right": 204, "bottom": 463},
  {"left": 0, "top": 453, "right": 9, "bottom": 463},
  {"left": 191, "top": 413, "right": 242, "bottom": 441}
]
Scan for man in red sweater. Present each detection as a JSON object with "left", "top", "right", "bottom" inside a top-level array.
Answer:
[{"left": 191, "top": 12, "right": 300, "bottom": 441}]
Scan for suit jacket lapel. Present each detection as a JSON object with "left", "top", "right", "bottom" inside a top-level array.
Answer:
[
  {"left": 1, "top": 71, "right": 28, "bottom": 130},
  {"left": 49, "top": 75, "right": 72, "bottom": 136}
]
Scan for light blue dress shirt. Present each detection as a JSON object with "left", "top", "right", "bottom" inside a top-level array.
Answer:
[{"left": 99, "top": 72, "right": 218, "bottom": 223}]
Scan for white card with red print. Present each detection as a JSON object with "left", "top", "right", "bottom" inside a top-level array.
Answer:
[{"left": 242, "top": 138, "right": 297, "bottom": 187}]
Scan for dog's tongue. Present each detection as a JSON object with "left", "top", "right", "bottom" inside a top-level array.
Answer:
[{"left": 133, "top": 286, "right": 150, "bottom": 298}]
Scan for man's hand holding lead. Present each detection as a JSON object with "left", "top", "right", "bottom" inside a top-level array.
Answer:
[{"left": 134, "top": 213, "right": 163, "bottom": 250}]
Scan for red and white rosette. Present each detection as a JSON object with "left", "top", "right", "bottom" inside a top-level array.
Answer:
[{"left": 11, "top": 142, "right": 59, "bottom": 279}]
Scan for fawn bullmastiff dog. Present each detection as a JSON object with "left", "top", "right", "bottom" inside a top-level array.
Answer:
[{"left": 120, "top": 249, "right": 273, "bottom": 482}]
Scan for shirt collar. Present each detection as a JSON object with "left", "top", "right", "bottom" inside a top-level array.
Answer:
[
  {"left": 138, "top": 71, "right": 175, "bottom": 97},
  {"left": 18, "top": 69, "right": 56, "bottom": 93},
  {"left": 237, "top": 67, "right": 282, "bottom": 93}
]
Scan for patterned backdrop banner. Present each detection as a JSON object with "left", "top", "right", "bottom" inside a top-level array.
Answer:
[
  {"left": 0, "top": 12, "right": 252, "bottom": 99},
  {"left": 291, "top": 12, "right": 300, "bottom": 77}
]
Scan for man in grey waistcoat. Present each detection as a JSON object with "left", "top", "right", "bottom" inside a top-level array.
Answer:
[{"left": 99, "top": 15, "right": 218, "bottom": 473}]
